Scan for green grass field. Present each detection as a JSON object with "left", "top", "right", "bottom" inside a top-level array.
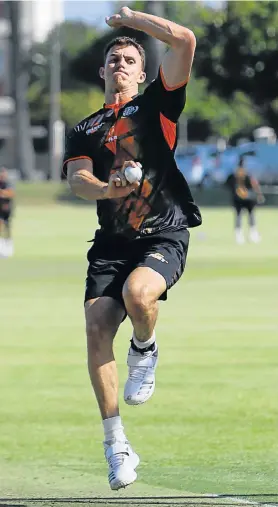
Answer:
[{"left": 1, "top": 194, "right": 278, "bottom": 506}]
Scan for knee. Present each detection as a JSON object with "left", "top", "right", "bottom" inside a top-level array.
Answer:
[{"left": 123, "top": 283, "right": 154, "bottom": 316}]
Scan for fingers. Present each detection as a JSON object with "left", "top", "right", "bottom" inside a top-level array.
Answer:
[
  {"left": 107, "top": 171, "right": 140, "bottom": 199},
  {"left": 105, "top": 7, "right": 131, "bottom": 27},
  {"left": 105, "top": 14, "right": 121, "bottom": 27},
  {"left": 110, "top": 171, "right": 127, "bottom": 187},
  {"left": 121, "top": 160, "right": 142, "bottom": 172}
]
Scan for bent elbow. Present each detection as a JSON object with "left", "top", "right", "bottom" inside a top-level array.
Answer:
[
  {"left": 176, "top": 29, "right": 196, "bottom": 51},
  {"left": 67, "top": 173, "right": 79, "bottom": 196}
]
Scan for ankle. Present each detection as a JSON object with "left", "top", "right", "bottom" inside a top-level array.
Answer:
[
  {"left": 131, "top": 332, "right": 156, "bottom": 354},
  {"left": 103, "top": 416, "right": 126, "bottom": 444}
]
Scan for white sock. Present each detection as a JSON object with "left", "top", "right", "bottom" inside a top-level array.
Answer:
[
  {"left": 103, "top": 416, "right": 126, "bottom": 444},
  {"left": 132, "top": 331, "right": 156, "bottom": 349}
]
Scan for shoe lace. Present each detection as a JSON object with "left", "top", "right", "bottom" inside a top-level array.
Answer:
[
  {"left": 129, "top": 365, "right": 149, "bottom": 383},
  {"left": 108, "top": 451, "right": 128, "bottom": 469}
]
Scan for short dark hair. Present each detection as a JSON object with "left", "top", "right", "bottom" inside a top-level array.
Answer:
[{"left": 104, "top": 36, "right": 145, "bottom": 70}]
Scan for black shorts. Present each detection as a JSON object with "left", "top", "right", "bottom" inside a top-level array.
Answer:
[
  {"left": 85, "top": 228, "right": 190, "bottom": 306},
  {"left": 0, "top": 208, "right": 11, "bottom": 223},
  {"left": 233, "top": 199, "right": 256, "bottom": 213}
]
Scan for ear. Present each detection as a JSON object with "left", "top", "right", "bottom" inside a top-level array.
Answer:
[
  {"left": 99, "top": 67, "right": 105, "bottom": 80},
  {"left": 138, "top": 71, "right": 146, "bottom": 84}
]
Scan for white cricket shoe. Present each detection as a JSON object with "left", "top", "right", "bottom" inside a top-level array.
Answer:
[
  {"left": 104, "top": 440, "right": 140, "bottom": 490},
  {"left": 0, "top": 238, "right": 4, "bottom": 257},
  {"left": 249, "top": 228, "right": 261, "bottom": 243},
  {"left": 0, "top": 238, "right": 14, "bottom": 257},
  {"left": 235, "top": 228, "right": 245, "bottom": 244},
  {"left": 124, "top": 344, "right": 158, "bottom": 405},
  {"left": 4, "top": 239, "right": 14, "bottom": 257}
]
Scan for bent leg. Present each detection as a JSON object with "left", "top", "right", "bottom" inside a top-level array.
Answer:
[
  {"left": 235, "top": 204, "right": 243, "bottom": 229},
  {"left": 123, "top": 266, "right": 166, "bottom": 343},
  {"left": 85, "top": 297, "right": 125, "bottom": 419},
  {"left": 248, "top": 203, "right": 256, "bottom": 227},
  {"left": 234, "top": 204, "right": 245, "bottom": 244},
  {"left": 122, "top": 230, "right": 189, "bottom": 406},
  {"left": 247, "top": 203, "right": 261, "bottom": 242}
]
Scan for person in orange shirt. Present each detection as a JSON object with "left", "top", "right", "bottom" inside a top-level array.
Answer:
[
  {"left": 63, "top": 6, "right": 201, "bottom": 490},
  {"left": 226, "top": 156, "right": 264, "bottom": 244}
]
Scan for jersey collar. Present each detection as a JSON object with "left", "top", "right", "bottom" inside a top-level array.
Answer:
[{"left": 103, "top": 94, "right": 139, "bottom": 110}]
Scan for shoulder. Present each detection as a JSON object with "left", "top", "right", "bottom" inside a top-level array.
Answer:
[
  {"left": 143, "top": 66, "right": 188, "bottom": 95},
  {"left": 70, "top": 109, "right": 105, "bottom": 136}
]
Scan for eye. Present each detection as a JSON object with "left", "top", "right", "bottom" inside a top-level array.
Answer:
[{"left": 127, "top": 58, "right": 135, "bottom": 64}]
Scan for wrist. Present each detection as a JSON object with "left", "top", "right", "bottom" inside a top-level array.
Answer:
[
  {"left": 99, "top": 184, "right": 109, "bottom": 200},
  {"left": 122, "top": 9, "right": 136, "bottom": 27}
]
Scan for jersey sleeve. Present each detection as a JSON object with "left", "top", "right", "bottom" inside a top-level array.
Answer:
[
  {"left": 63, "top": 127, "right": 92, "bottom": 176},
  {"left": 145, "top": 65, "right": 187, "bottom": 123}
]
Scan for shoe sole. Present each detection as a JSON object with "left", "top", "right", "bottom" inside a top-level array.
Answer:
[
  {"left": 110, "top": 470, "right": 137, "bottom": 490},
  {"left": 109, "top": 453, "right": 140, "bottom": 490}
]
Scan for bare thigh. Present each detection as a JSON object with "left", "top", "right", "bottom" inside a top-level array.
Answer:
[
  {"left": 123, "top": 266, "right": 167, "bottom": 307},
  {"left": 85, "top": 297, "right": 126, "bottom": 343}
]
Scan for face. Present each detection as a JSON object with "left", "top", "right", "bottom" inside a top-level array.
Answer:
[
  {"left": 100, "top": 44, "right": 146, "bottom": 92},
  {"left": 237, "top": 167, "right": 246, "bottom": 178},
  {"left": 0, "top": 168, "right": 7, "bottom": 181}
]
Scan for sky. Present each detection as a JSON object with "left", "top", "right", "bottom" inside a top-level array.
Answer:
[
  {"left": 64, "top": 1, "right": 112, "bottom": 27},
  {"left": 63, "top": 1, "right": 225, "bottom": 27}
]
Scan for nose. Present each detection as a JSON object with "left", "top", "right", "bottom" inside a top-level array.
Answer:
[{"left": 116, "top": 55, "right": 126, "bottom": 69}]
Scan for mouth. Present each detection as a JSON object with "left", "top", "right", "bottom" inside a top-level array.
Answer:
[{"left": 113, "top": 70, "right": 128, "bottom": 77}]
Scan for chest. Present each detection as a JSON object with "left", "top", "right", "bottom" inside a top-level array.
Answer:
[{"left": 85, "top": 102, "right": 159, "bottom": 174}]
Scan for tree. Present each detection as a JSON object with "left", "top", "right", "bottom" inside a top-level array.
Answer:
[
  {"left": 67, "top": 1, "right": 267, "bottom": 141},
  {"left": 70, "top": 1, "right": 168, "bottom": 87},
  {"left": 28, "top": 21, "right": 100, "bottom": 126},
  {"left": 194, "top": 1, "right": 278, "bottom": 133}
]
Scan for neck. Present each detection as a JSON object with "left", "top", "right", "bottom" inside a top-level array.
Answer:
[{"left": 105, "top": 84, "right": 138, "bottom": 106}]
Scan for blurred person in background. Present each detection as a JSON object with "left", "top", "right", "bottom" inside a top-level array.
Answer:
[
  {"left": 0, "top": 166, "right": 15, "bottom": 257},
  {"left": 226, "top": 156, "right": 264, "bottom": 244},
  {"left": 63, "top": 6, "right": 201, "bottom": 490},
  {"left": 191, "top": 155, "right": 204, "bottom": 185}
]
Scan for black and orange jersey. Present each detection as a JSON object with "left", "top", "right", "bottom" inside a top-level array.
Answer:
[
  {"left": 63, "top": 66, "right": 202, "bottom": 238},
  {"left": 226, "top": 173, "right": 254, "bottom": 202},
  {"left": 0, "top": 177, "right": 13, "bottom": 208}
]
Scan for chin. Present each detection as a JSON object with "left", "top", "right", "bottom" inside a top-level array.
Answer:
[{"left": 113, "top": 79, "right": 126, "bottom": 91}]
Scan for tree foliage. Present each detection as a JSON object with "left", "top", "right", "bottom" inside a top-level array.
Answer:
[
  {"left": 194, "top": 1, "right": 278, "bottom": 132},
  {"left": 28, "top": 1, "right": 278, "bottom": 140},
  {"left": 28, "top": 21, "right": 101, "bottom": 126}
]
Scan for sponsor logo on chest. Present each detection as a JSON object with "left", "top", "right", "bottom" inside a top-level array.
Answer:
[
  {"left": 122, "top": 105, "right": 139, "bottom": 117},
  {"left": 86, "top": 122, "right": 104, "bottom": 135}
]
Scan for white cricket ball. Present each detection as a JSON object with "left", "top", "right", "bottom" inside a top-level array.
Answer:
[{"left": 124, "top": 165, "right": 143, "bottom": 184}]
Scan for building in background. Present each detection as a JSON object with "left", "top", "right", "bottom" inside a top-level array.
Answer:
[
  {"left": 0, "top": 0, "right": 64, "bottom": 175},
  {"left": 0, "top": 0, "right": 13, "bottom": 142}
]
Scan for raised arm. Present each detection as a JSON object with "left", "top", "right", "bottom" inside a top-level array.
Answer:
[{"left": 106, "top": 6, "right": 196, "bottom": 88}]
